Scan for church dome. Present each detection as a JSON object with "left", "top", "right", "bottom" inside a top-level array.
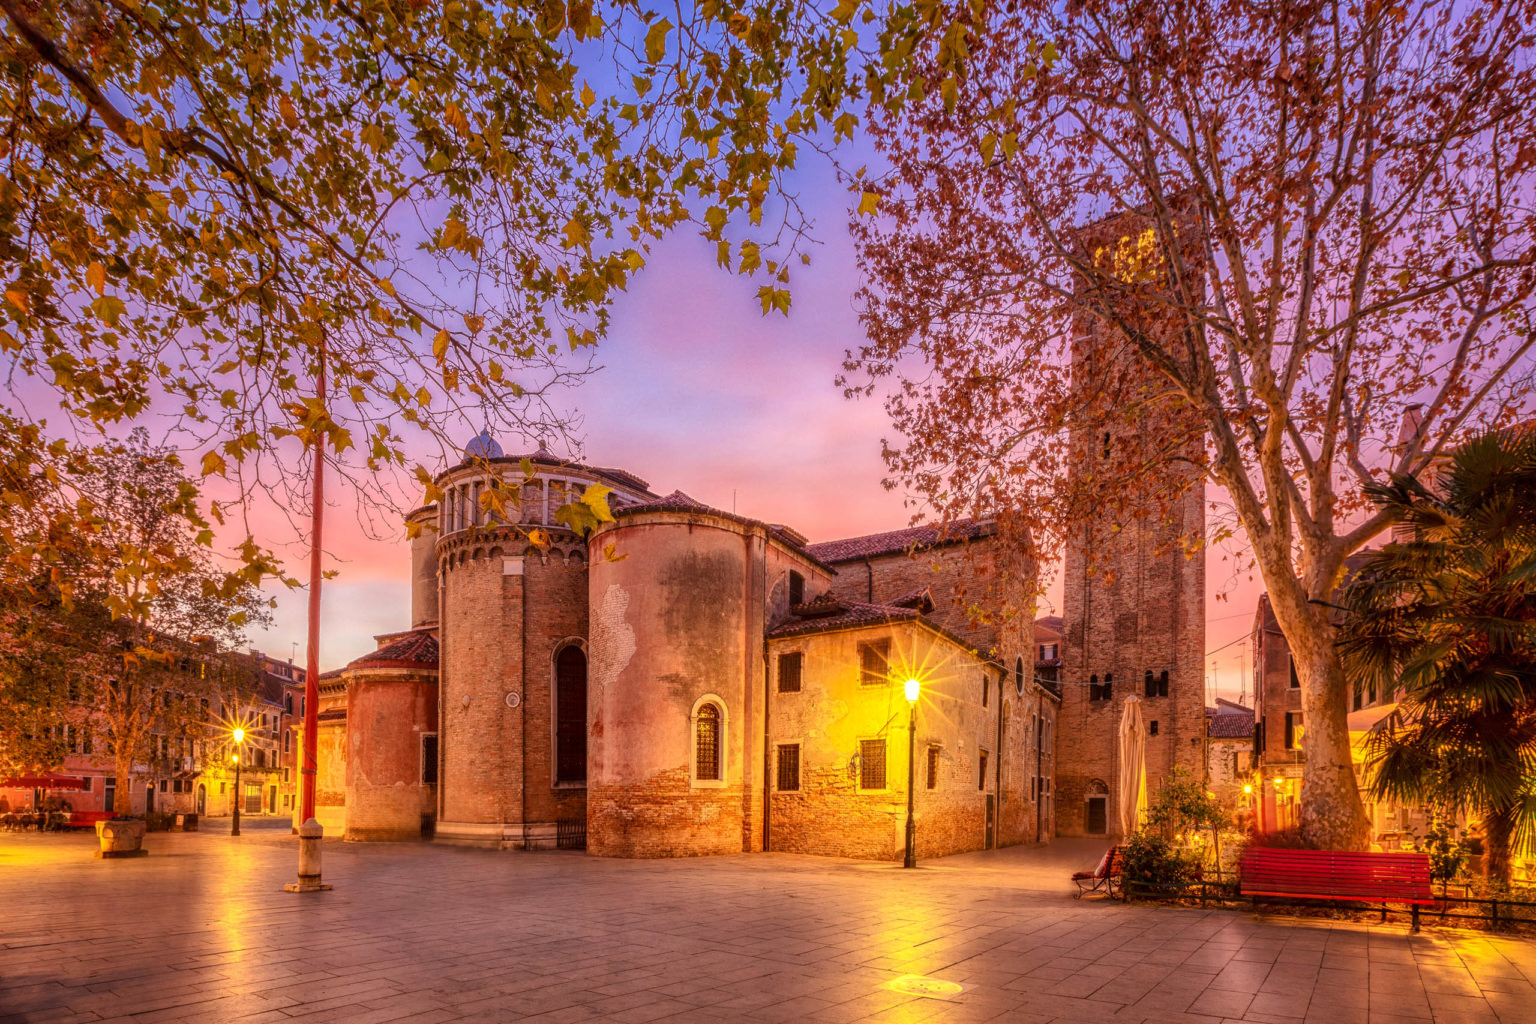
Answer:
[{"left": 462, "top": 430, "right": 504, "bottom": 460}]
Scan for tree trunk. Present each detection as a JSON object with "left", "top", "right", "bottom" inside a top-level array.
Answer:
[
  {"left": 1484, "top": 803, "right": 1516, "bottom": 889},
  {"left": 113, "top": 752, "right": 133, "bottom": 816},
  {"left": 1253, "top": 552, "right": 1372, "bottom": 851}
]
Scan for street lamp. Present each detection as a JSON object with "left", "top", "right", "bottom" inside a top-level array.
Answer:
[
  {"left": 903, "top": 677, "right": 920, "bottom": 869},
  {"left": 231, "top": 727, "right": 244, "bottom": 837}
]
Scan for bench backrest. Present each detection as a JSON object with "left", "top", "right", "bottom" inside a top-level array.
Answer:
[{"left": 1240, "top": 848, "right": 1432, "bottom": 901}]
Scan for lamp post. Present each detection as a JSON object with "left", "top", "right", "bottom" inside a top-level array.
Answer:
[
  {"left": 231, "top": 727, "right": 244, "bottom": 837},
  {"left": 904, "top": 677, "right": 920, "bottom": 869}
]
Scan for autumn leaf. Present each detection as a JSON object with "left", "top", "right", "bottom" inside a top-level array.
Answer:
[{"left": 645, "top": 18, "right": 672, "bottom": 64}]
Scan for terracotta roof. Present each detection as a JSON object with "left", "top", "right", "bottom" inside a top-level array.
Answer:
[
  {"left": 806, "top": 519, "right": 994, "bottom": 563},
  {"left": 767, "top": 597, "right": 924, "bottom": 640},
  {"left": 317, "top": 707, "right": 347, "bottom": 722},
  {"left": 1035, "top": 615, "right": 1063, "bottom": 633},
  {"left": 890, "top": 588, "right": 935, "bottom": 613},
  {"left": 1207, "top": 709, "right": 1255, "bottom": 739},
  {"left": 345, "top": 630, "right": 438, "bottom": 672}
]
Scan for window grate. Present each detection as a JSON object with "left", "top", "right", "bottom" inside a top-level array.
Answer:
[
  {"left": 778, "top": 652, "right": 802, "bottom": 693},
  {"left": 777, "top": 743, "right": 800, "bottom": 791},
  {"left": 859, "top": 738, "right": 886, "bottom": 790},
  {"left": 926, "top": 745, "right": 939, "bottom": 790},
  {"left": 859, "top": 640, "right": 891, "bottom": 687},
  {"left": 696, "top": 704, "right": 721, "bottom": 780}
]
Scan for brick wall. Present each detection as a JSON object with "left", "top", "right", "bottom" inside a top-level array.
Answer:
[
  {"left": 518, "top": 546, "right": 589, "bottom": 831},
  {"left": 344, "top": 671, "right": 438, "bottom": 841},
  {"left": 1057, "top": 212, "right": 1207, "bottom": 839},
  {"left": 438, "top": 539, "right": 524, "bottom": 829},
  {"left": 766, "top": 620, "right": 1019, "bottom": 860},
  {"left": 587, "top": 514, "right": 760, "bottom": 858}
]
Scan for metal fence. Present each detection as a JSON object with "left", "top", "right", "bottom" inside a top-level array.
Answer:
[{"left": 556, "top": 817, "right": 586, "bottom": 850}]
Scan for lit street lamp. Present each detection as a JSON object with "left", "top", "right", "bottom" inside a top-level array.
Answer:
[
  {"left": 231, "top": 727, "right": 244, "bottom": 837},
  {"left": 904, "top": 677, "right": 920, "bottom": 869}
]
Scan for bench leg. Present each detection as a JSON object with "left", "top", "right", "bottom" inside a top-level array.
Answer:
[{"left": 1411, "top": 905, "right": 1420, "bottom": 934}]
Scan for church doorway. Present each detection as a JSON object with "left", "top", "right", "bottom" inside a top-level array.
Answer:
[{"left": 196, "top": 785, "right": 206, "bottom": 815}]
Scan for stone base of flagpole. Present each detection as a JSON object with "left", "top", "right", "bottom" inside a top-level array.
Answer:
[{"left": 283, "top": 818, "right": 333, "bottom": 892}]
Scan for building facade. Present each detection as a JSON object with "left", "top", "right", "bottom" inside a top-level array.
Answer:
[{"left": 293, "top": 440, "right": 1061, "bottom": 859}]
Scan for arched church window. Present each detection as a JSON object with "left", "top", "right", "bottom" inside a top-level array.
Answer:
[
  {"left": 554, "top": 645, "right": 587, "bottom": 784},
  {"left": 695, "top": 703, "right": 721, "bottom": 781},
  {"left": 1015, "top": 657, "right": 1025, "bottom": 696}
]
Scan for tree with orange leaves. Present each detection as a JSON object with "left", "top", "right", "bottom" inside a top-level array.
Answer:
[{"left": 845, "top": 0, "right": 1536, "bottom": 849}]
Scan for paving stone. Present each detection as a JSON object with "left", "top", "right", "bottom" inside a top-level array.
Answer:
[{"left": 0, "top": 830, "right": 1530, "bottom": 1024}]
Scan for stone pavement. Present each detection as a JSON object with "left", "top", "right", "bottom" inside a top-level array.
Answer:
[{"left": 2, "top": 830, "right": 1533, "bottom": 1024}]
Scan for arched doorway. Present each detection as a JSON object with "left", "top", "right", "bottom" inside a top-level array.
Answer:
[
  {"left": 196, "top": 784, "right": 206, "bottom": 815},
  {"left": 554, "top": 645, "right": 587, "bottom": 784},
  {"left": 1085, "top": 779, "right": 1109, "bottom": 835}
]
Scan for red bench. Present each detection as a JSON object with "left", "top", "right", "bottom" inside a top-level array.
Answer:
[
  {"left": 62, "top": 811, "right": 114, "bottom": 830},
  {"left": 1072, "top": 846, "right": 1123, "bottom": 899},
  {"left": 1240, "top": 848, "right": 1434, "bottom": 931}
]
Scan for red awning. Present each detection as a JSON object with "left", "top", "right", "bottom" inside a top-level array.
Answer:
[{"left": 1, "top": 773, "right": 89, "bottom": 790}]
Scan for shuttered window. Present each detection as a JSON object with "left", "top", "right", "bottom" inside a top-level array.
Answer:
[
  {"left": 776, "top": 744, "right": 800, "bottom": 792},
  {"left": 859, "top": 738, "right": 886, "bottom": 790},
  {"left": 778, "top": 652, "right": 803, "bottom": 693},
  {"left": 696, "top": 704, "right": 721, "bottom": 781},
  {"left": 926, "top": 746, "right": 939, "bottom": 790},
  {"left": 859, "top": 640, "right": 891, "bottom": 687}
]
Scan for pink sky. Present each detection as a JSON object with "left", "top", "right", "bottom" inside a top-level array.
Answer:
[{"left": 246, "top": 167, "right": 1267, "bottom": 704}]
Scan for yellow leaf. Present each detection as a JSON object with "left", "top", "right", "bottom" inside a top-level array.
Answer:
[
  {"left": 857, "top": 191, "right": 880, "bottom": 216},
  {"left": 4, "top": 289, "right": 28, "bottom": 313},
  {"left": 379, "top": 278, "right": 396, "bottom": 298},
  {"left": 200, "top": 451, "right": 227, "bottom": 478},
  {"left": 86, "top": 262, "right": 106, "bottom": 295},
  {"left": 278, "top": 95, "right": 299, "bottom": 127},
  {"left": 645, "top": 18, "right": 672, "bottom": 64},
  {"left": 433, "top": 329, "right": 450, "bottom": 363},
  {"left": 580, "top": 82, "right": 596, "bottom": 108},
  {"left": 563, "top": 217, "right": 590, "bottom": 249}
]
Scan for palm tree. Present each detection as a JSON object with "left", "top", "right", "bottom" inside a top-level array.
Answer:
[{"left": 1339, "top": 428, "right": 1536, "bottom": 887}]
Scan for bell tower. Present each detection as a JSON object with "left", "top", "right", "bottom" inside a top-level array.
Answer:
[{"left": 1054, "top": 211, "right": 1207, "bottom": 839}]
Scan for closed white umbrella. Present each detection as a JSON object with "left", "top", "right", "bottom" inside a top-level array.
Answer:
[{"left": 1118, "top": 696, "right": 1148, "bottom": 837}]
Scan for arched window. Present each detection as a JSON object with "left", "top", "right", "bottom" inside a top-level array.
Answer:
[
  {"left": 788, "top": 570, "right": 804, "bottom": 607},
  {"left": 554, "top": 645, "right": 587, "bottom": 784},
  {"left": 1015, "top": 657, "right": 1025, "bottom": 695},
  {"left": 695, "top": 703, "right": 721, "bottom": 782}
]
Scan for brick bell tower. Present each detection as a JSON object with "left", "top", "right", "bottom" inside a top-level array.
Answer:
[{"left": 1054, "top": 210, "right": 1206, "bottom": 840}]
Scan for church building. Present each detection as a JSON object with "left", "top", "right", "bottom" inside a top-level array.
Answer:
[{"left": 292, "top": 441, "right": 1062, "bottom": 860}]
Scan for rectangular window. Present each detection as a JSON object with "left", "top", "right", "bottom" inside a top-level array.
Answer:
[
  {"left": 778, "top": 652, "right": 803, "bottom": 693},
  {"left": 859, "top": 640, "right": 891, "bottom": 687},
  {"left": 982, "top": 678, "right": 989, "bottom": 707},
  {"left": 1285, "top": 712, "right": 1304, "bottom": 750},
  {"left": 978, "top": 751, "right": 989, "bottom": 790},
  {"left": 859, "top": 738, "right": 886, "bottom": 790},
  {"left": 422, "top": 734, "right": 439, "bottom": 785},
  {"left": 1353, "top": 685, "right": 1362, "bottom": 711},
  {"left": 926, "top": 745, "right": 939, "bottom": 790},
  {"left": 1288, "top": 656, "right": 1300, "bottom": 689},
  {"left": 81, "top": 776, "right": 92, "bottom": 792},
  {"left": 776, "top": 744, "right": 800, "bottom": 792},
  {"left": 1149, "top": 720, "right": 1159, "bottom": 736},
  {"left": 159, "top": 779, "right": 167, "bottom": 792},
  {"left": 788, "top": 571, "right": 804, "bottom": 607}
]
